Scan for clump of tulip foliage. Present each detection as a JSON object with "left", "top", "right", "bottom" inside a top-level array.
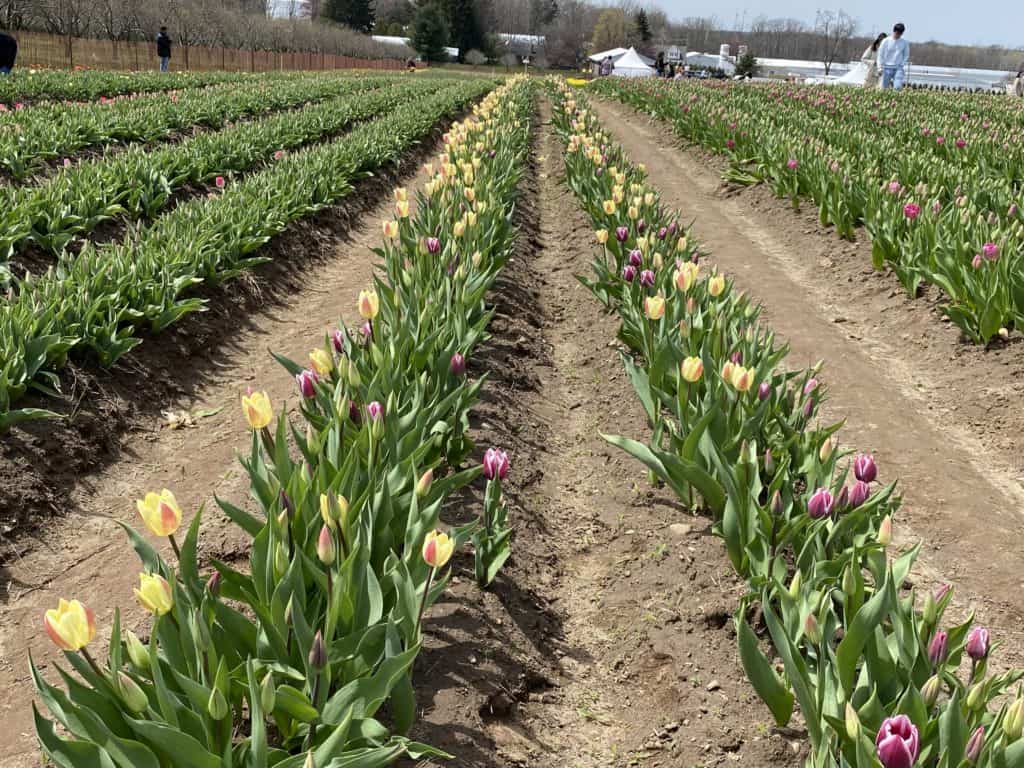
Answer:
[
  {"left": 30, "top": 76, "right": 533, "bottom": 768},
  {"left": 551, "top": 78, "right": 1024, "bottom": 768},
  {"left": 591, "top": 76, "right": 1024, "bottom": 345}
]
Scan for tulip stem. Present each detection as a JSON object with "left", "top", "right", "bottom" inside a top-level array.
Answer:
[
  {"left": 413, "top": 566, "right": 437, "bottom": 645},
  {"left": 80, "top": 647, "right": 106, "bottom": 681},
  {"left": 168, "top": 534, "right": 181, "bottom": 563},
  {"left": 305, "top": 674, "right": 322, "bottom": 750}
]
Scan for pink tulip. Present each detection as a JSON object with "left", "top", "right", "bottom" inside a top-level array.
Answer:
[
  {"left": 657, "top": 227, "right": 668, "bottom": 240},
  {"left": 804, "top": 378, "right": 818, "bottom": 395},
  {"left": 426, "top": 237, "right": 441, "bottom": 254},
  {"left": 787, "top": 158, "right": 799, "bottom": 170},
  {"left": 982, "top": 242, "right": 999, "bottom": 260},
  {"left": 903, "top": 203, "right": 921, "bottom": 220},
  {"left": 956, "top": 138, "right": 967, "bottom": 149},
  {"left": 932, "top": 200, "right": 942, "bottom": 214},
  {"left": 483, "top": 447, "right": 510, "bottom": 480},
  {"left": 359, "top": 320, "right": 372, "bottom": 344},
  {"left": 450, "top": 352, "right": 466, "bottom": 377},
  {"left": 274, "top": 150, "right": 284, "bottom": 160},
  {"left": 807, "top": 488, "right": 834, "bottom": 519},
  {"left": 367, "top": 401, "right": 383, "bottom": 421},
  {"left": 966, "top": 626, "right": 989, "bottom": 661},
  {"left": 295, "top": 370, "right": 317, "bottom": 398},
  {"left": 936, "top": 136, "right": 946, "bottom": 145},
  {"left": 853, "top": 454, "right": 877, "bottom": 483},
  {"left": 965, "top": 726, "right": 984, "bottom": 763},
  {"left": 972, "top": 254, "right": 984, "bottom": 269},
  {"left": 615, "top": 226, "right": 629, "bottom": 242},
  {"left": 928, "top": 630, "right": 948, "bottom": 666},
  {"left": 876, "top": 716, "right": 919, "bottom": 768},
  {"left": 888, "top": 180, "right": 902, "bottom": 194},
  {"left": 332, "top": 329, "right": 345, "bottom": 354},
  {"left": 215, "top": 176, "right": 225, "bottom": 189}
]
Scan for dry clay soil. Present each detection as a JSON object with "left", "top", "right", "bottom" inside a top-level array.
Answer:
[{"left": 0, "top": 92, "right": 1021, "bottom": 767}]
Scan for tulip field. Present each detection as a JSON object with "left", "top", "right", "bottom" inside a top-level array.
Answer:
[
  {"left": 591, "top": 77, "right": 1024, "bottom": 344},
  {"left": 5, "top": 64, "right": 1024, "bottom": 768}
]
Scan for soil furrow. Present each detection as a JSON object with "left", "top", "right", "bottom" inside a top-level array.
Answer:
[{"left": 590, "top": 97, "right": 1024, "bottom": 670}]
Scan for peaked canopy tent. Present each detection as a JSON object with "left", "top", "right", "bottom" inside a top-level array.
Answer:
[{"left": 610, "top": 47, "right": 655, "bottom": 78}]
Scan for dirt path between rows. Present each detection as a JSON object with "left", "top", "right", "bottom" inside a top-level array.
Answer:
[{"left": 592, "top": 97, "right": 1024, "bottom": 668}]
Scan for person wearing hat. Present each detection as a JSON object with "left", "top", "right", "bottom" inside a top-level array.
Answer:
[{"left": 877, "top": 23, "right": 909, "bottom": 90}]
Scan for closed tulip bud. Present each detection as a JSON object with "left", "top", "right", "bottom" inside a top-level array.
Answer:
[
  {"left": 721, "top": 360, "right": 735, "bottom": 383},
  {"left": 346, "top": 359, "right": 361, "bottom": 388},
  {"left": 124, "top": 629, "right": 150, "bottom": 669},
  {"left": 367, "top": 401, "right": 383, "bottom": 422},
  {"left": 309, "top": 348, "right": 333, "bottom": 377},
  {"left": 1005, "top": 697, "right": 1024, "bottom": 741},
  {"left": 921, "top": 674, "right": 941, "bottom": 708},
  {"left": 273, "top": 542, "right": 289, "bottom": 577},
  {"left": 836, "top": 484, "right": 849, "bottom": 509},
  {"left": 260, "top": 672, "right": 276, "bottom": 714},
  {"left": 680, "top": 356, "right": 703, "bottom": 383},
  {"left": 134, "top": 573, "right": 173, "bottom": 616},
  {"left": 878, "top": 515, "right": 892, "bottom": 546},
  {"left": 117, "top": 671, "right": 149, "bottom": 713},
  {"left": 764, "top": 449, "right": 775, "bottom": 476},
  {"left": 922, "top": 591, "right": 937, "bottom": 626},
  {"left": 284, "top": 596, "right": 294, "bottom": 627},
  {"left": 417, "top": 468, "right": 434, "bottom": 498},
  {"left": 304, "top": 752, "right": 316, "bottom": 768},
  {"left": 192, "top": 609, "right": 212, "bottom": 652},
  {"left": 928, "top": 630, "right": 949, "bottom": 667},
  {"left": 803, "top": 398, "right": 815, "bottom": 419},
  {"left": 807, "top": 488, "right": 834, "bottom": 519},
  {"left": 708, "top": 274, "right": 725, "bottom": 297},
  {"left": 853, "top": 453, "right": 877, "bottom": 483},
  {"left": 965, "top": 726, "right": 984, "bottom": 763},
  {"left": 450, "top": 352, "right": 466, "bottom": 377},
  {"left": 848, "top": 480, "right": 870, "bottom": 508},
  {"left": 967, "top": 681, "right": 985, "bottom": 710},
  {"left": 629, "top": 249, "right": 643, "bottom": 267},
  {"left": 788, "top": 571, "right": 802, "bottom": 600},
  {"left": 845, "top": 701, "right": 861, "bottom": 740},
  {"left": 757, "top": 382, "right": 771, "bottom": 401},
  {"left": 317, "top": 525, "right": 335, "bottom": 565},
  {"left": 483, "top": 447, "right": 510, "bottom": 480},
  {"left": 136, "top": 489, "right": 182, "bottom": 538},
  {"left": 426, "top": 237, "right": 441, "bottom": 254},
  {"left": 770, "top": 489, "right": 783, "bottom": 516},
  {"left": 208, "top": 687, "right": 229, "bottom": 720},
  {"left": 308, "top": 630, "right": 327, "bottom": 672},
  {"left": 676, "top": 236, "right": 688, "bottom": 252},
  {"left": 804, "top": 377, "right": 819, "bottom": 395},
  {"left": 241, "top": 390, "right": 273, "bottom": 430},
  {"left": 357, "top": 289, "right": 380, "bottom": 320},
  {"left": 818, "top": 437, "right": 836, "bottom": 463},
  {"left": 652, "top": 252, "right": 664, "bottom": 270},
  {"left": 966, "top": 626, "right": 990, "bottom": 661},
  {"left": 804, "top": 613, "right": 822, "bottom": 645},
  {"left": 842, "top": 565, "right": 856, "bottom": 596}
]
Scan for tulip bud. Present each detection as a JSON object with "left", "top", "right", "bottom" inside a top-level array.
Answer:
[
  {"left": 284, "top": 596, "right": 294, "bottom": 627},
  {"left": 208, "top": 687, "right": 229, "bottom": 720},
  {"left": 757, "top": 381, "right": 771, "bottom": 401},
  {"left": 347, "top": 359, "right": 361, "bottom": 388},
  {"left": 818, "top": 437, "right": 836, "bottom": 463},
  {"left": 853, "top": 454, "right": 877, "bottom": 483},
  {"left": 304, "top": 752, "right": 316, "bottom": 768},
  {"left": 274, "top": 542, "right": 289, "bottom": 578},
  {"left": 764, "top": 449, "right": 775, "bottom": 476},
  {"left": 848, "top": 480, "right": 870, "bottom": 508},
  {"left": 928, "top": 630, "right": 949, "bottom": 667},
  {"left": 206, "top": 571, "right": 222, "bottom": 598},
  {"left": 450, "top": 352, "right": 466, "bottom": 377},
  {"left": 877, "top": 515, "right": 892, "bottom": 547},
  {"left": 260, "top": 672, "right": 276, "bottom": 714},
  {"left": 192, "top": 609, "right": 212, "bottom": 652},
  {"left": 788, "top": 570, "right": 802, "bottom": 600},
  {"left": 804, "top": 612, "right": 822, "bottom": 645},
  {"left": 317, "top": 525, "right": 335, "bottom": 566},
  {"left": 416, "top": 468, "right": 434, "bottom": 498},
  {"left": 845, "top": 701, "right": 860, "bottom": 740},
  {"left": 967, "top": 681, "right": 985, "bottom": 711},
  {"left": 770, "top": 489, "right": 782, "bottom": 516},
  {"left": 308, "top": 630, "right": 327, "bottom": 672},
  {"left": 921, "top": 674, "right": 941, "bottom": 708},
  {"left": 842, "top": 565, "right": 856, "bottom": 597},
  {"left": 966, "top": 626, "right": 990, "bottom": 661},
  {"left": 922, "top": 591, "right": 937, "bottom": 627},
  {"left": 965, "top": 726, "right": 984, "bottom": 763},
  {"left": 117, "top": 671, "right": 149, "bottom": 713},
  {"left": 1005, "top": 697, "right": 1024, "bottom": 741},
  {"left": 125, "top": 630, "right": 150, "bottom": 670}
]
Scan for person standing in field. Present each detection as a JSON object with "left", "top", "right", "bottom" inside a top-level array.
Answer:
[
  {"left": 1015, "top": 63, "right": 1024, "bottom": 97},
  {"left": 877, "top": 23, "right": 909, "bottom": 90},
  {"left": 600, "top": 56, "right": 613, "bottom": 77},
  {"left": 0, "top": 31, "right": 17, "bottom": 75},
  {"left": 861, "top": 32, "right": 886, "bottom": 89},
  {"left": 156, "top": 26, "right": 172, "bottom": 73}
]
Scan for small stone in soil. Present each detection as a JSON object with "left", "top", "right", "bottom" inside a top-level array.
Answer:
[{"left": 706, "top": 680, "right": 721, "bottom": 691}]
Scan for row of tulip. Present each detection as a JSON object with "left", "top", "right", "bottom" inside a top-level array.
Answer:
[
  {"left": 0, "top": 76, "right": 445, "bottom": 269},
  {"left": 0, "top": 78, "right": 496, "bottom": 432},
  {"left": 0, "top": 68, "right": 249, "bottom": 105},
  {"left": 552, "top": 79, "right": 1024, "bottom": 768},
  {"left": 31, "top": 75, "right": 532, "bottom": 768},
  {"left": 590, "top": 77, "right": 1024, "bottom": 344},
  {"left": 0, "top": 72, "right": 382, "bottom": 181}
]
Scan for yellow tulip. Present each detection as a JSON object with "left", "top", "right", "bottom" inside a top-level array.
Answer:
[
  {"left": 603, "top": 200, "right": 616, "bottom": 215},
  {"left": 628, "top": 205, "right": 639, "bottom": 220},
  {"left": 644, "top": 192, "right": 655, "bottom": 206},
  {"left": 395, "top": 200, "right": 410, "bottom": 219},
  {"left": 464, "top": 186, "right": 475, "bottom": 202},
  {"left": 44, "top": 598, "right": 96, "bottom": 651},
  {"left": 676, "top": 236, "right": 689, "bottom": 252},
  {"left": 674, "top": 263, "right": 698, "bottom": 293},
  {"left": 135, "top": 573, "right": 174, "bottom": 616},
  {"left": 595, "top": 229, "right": 609, "bottom": 244},
  {"left": 721, "top": 360, "right": 735, "bottom": 383},
  {"left": 709, "top": 274, "right": 726, "bottom": 297},
  {"left": 453, "top": 220, "right": 466, "bottom": 238},
  {"left": 393, "top": 187, "right": 407, "bottom": 203},
  {"left": 382, "top": 220, "right": 399, "bottom": 239},
  {"left": 422, "top": 530, "right": 455, "bottom": 568},
  {"left": 466, "top": 211, "right": 477, "bottom": 227},
  {"left": 136, "top": 489, "right": 182, "bottom": 538},
  {"left": 731, "top": 365, "right": 754, "bottom": 392},
  {"left": 241, "top": 390, "right": 273, "bottom": 430},
  {"left": 358, "top": 289, "right": 380, "bottom": 320},
  {"left": 644, "top": 295, "right": 666, "bottom": 320},
  {"left": 309, "top": 348, "right": 333, "bottom": 377},
  {"left": 681, "top": 356, "right": 704, "bottom": 383},
  {"left": 652, "top": 252, "right": 663, "bottom": 270}
]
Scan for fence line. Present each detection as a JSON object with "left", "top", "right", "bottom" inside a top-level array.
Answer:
[{"left": 15, "top": 31, "right": 405, "bottom": 72}]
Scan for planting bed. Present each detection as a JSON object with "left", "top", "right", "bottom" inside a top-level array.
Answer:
[{"left": 2, "top": 71, "right": 1024, "bottom": 768}]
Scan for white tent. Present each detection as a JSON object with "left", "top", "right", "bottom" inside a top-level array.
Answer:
[{"left": 611, "top": 47, "right": 655, "bottom": 78}]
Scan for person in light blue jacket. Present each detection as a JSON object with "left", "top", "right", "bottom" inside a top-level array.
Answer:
[{"left": 878, "top": 23, "right": 909, "bottom": 90}]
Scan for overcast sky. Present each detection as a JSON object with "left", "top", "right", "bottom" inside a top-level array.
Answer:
[{"left": 644, "top": 0, "right": 1023, "bottom": 48}]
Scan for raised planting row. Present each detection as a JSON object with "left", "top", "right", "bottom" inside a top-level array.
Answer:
[
  {"left": 0, "top": 78, "right": 497, "bottom": 430},
  {"left": 551, "top": 79, "right": 1024, "bottom": 768},
  {"left": 0, "top": 68, "right": 251, "bottom": 105},
  {"left": 591, "top": 77, "right": 1024, "bottom": 344},
  {"left": 0, "top": 77, "right": 449, "bottom": 268},
  {"left": 0, "top": 72, "right": 387, "bottom": 181},
  {"left": 30, "top": 75, "right": 533, "bottom": 768}
]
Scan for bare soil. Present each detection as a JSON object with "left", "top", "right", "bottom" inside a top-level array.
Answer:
[{"left": 592, "top": 97, "right": 1024, "bottom": 670}]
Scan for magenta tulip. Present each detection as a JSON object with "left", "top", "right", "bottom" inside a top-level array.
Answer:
[
  {"left": 615, "top": 226, "right": 629, "bottom": 242},
  {"left": 657, "top": 227, "right": 668, "bottom": 240},
  {"left": 426, "top": 237, "right": 441, "bottom": 254},
  {"left": 966, "top": 626, "right": 989, "bottom": 661},
  {"left": 639, "top": 269, "right": 655, "bottom": 287},
  {"left": 367, "top": 401, "right": 384, "bottom": 421},
  {"left": 848, "top": 480, "right": 871, "bottom": 508},
  {"left": 622, "top": 265, "right": 637, "bottom": 282},
  {"left": 965, "top": 726, "right": 984, "bottom": 763},
  {"left": 483, "top": 447, "right": 510, "bottom": 481},
  {"left": 876, "top": 715, "right": 919, "bottom": 768},
  {"left": 928, "top": 630, "right": 948, "bottom": 666},
  {"left": 757, "top": 382, "right": 771, "bottom": 401},
  {"left": 787, "top": 158, "right": 799, "bottom": 170},
  {"left": 903, "top": 203, "right": 921, "bottom": 220},
  {"left": 853, "top": 454, "right": 877, "bottom": 483},
  {"left": 629, "top": 249, "right": 643, "bottom": 267},
  {"left": 808, "top": 488, "right": 834, "bottom": 519},
  {"left": 332, "top": 329, "right": 345, "bottom": 354},
  {"left": 295, "top": 370, "right": 318, "bottom": 398},
  {"left": 450, "top": 352, "right": 466, "bottom": 377},
  {"left": 982, "top": 242, "right": 999, "bottom": 260}
]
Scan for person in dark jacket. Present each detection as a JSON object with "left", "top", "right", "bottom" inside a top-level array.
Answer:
[
  {"left": 156, "top": 27, "right": 172, "bottom": 72},
  {"left": 0, "top": 31, "right": 17, "bottom": 75}
]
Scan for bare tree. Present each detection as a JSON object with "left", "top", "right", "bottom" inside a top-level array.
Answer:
[{"left": 814, "top": 8, "right": 857, "bottom": 74}]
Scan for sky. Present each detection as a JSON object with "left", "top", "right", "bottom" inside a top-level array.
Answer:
[{"left": 645, "top": 0, "right": 1022, "bottom": 49}]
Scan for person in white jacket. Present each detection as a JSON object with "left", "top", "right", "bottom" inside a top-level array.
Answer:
[{"left": 877, "top": 23, "right": 909, "bottom": 90}]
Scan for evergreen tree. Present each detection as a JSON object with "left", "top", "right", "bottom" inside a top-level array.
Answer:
[
  {"left": 635, "top": 8, "right": 652, "bottom": 43},
  {"left": 735, "top": 50, "right": 759, "bottom": 78},
  {"left": 529, "top": 0, "right": 558, "bottom": 31},
  {"left": 411, "top": 3, "right": 450, "bottom": 61},
  {"left": 323, "top": 0, "right": 376, "bottom": 33},
  {"left": 443, "top": 0, "right": 485, "bottom": 62}
]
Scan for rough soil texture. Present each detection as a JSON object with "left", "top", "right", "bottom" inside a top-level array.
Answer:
[
  {"left": 592, "top": 97, "right": 1024, "bottom": 671},
  {"left": 0, "top": 99, "right": 801, "bottom": 767}
]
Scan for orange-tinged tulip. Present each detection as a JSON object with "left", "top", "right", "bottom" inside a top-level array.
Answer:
[
  {"left": 878, "top": 515, "right": 892, "bottom": 547},
  {"left": 731, "top": 365, "right": 754, "bottom": 392},
  {"left": 709, "top": 274, "right": 726, "bottom": 297},
  {"left": 681, "top": 356, "right": 703, "bottom": 383},
  {"left": 722, "top": 360, "right": 735, "bottom": 383},
  {"left": 644, "top": 295, "right": 666, "bottom": 320},
  {"left": 44, "top": 599, "right": 96, "bottom": 651},
  {"left": 393, "top": 187, "right": 407, "bottom": 203},
  {"left": 395, "top": 200, "right": 410, "bottom": 219},
  {"left": 309, "top": 348, "right": 333, "bottom": 377},
  {"left": 602, "top": 200, "right": 616, "bottom": 215},
  {"left": 358, "top": 289, "right": 380, "bottom": 320},
  {"left": 382, "top": 220, "right": 399, "bottom": 239},
  {"left": 241, "top": 390, "right": 273, "bottom": 430},
  {"left": 422, "top": 530, "right": 455, "bottom": 568},
  {"left": 464, "top": 186, "right": 475, "bottom": 202},
  {"left": 136, "top": 489, "right": 182, "bottom": 538},
  {"left": 135, "top": 573, "right": 174, "bottom": 616},
  {"left": 674, "top": 263, "right": 698, "bottom": 293}
]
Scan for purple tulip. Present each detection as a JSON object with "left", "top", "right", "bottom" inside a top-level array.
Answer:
[
  {"left": 848, "top": 480, "right": 871, "bottom": 508},
  {"left": 804, "top": 378, "right": 819, "bottom": 395},
  {"left": 803, "top": 398, "right": 815, "bottom": 419},
  {"left": 966, "top": 626, "right": 990, "bottom": 661},
  {"left": 835, "top": 484, "right": 849, "bottom": 509},
  {"left": 876, "top": 716, "right": 920, "bottom": 768},
  {"left": 657, "top": 226, "right": 668, "bottom": 240},
  {"left": 426, "top": 237, "right": 441, "bottom": 254},
  {"left": 450, "top": 352, "right": 466, "bottom": 377},
  {"left": 730, "top": 350, "right": 742, "bottom": 364},
  {"left": 965, "top": 726, "right": 984, "bottom": 763},
  {"left": 629, "top": 249, "right": 643, "bottom": 267},
  {"left": 639, "top": 269, "right": 655, "bottom": 287},
  {"left": 637, "top": 219, "right": 646, "bottom": 234},
  {"left": 622, "top": 265, "right": 637, "bottom": 282},
  {"left": 296, "top": 369, "right": 318, "bottom": 398},
  {"left": 483, "top": 447, "right": 510, "bottom": 480},
  {"left": 359, "top": 320, "right": 373, "bottom": 344},
  {"left": 367, "top": 401, "right": 384, "bottom": 421},
  {"left": 757, "top": 382, "right": 771, "bottom": 401},
  {"left": 668, "top": 221, "right": 677, "bottom": 236},
  {"left": 332, "top": 329, "right": 345, "bottom": 354},
  {"left": 348, "top": 401, "right": 362, "bottom": 424},
  {"left": 853, "top": 454, "right": 877, "bottom": 483},
  {"left": 928, "top": 630, "right": 948, "bottom": 667},
  {"left": 615, "top": 226, "right": 629, "bottom": 242},
  {"left": 808, "top": 488, "right": 834, "bottom": 519}
]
